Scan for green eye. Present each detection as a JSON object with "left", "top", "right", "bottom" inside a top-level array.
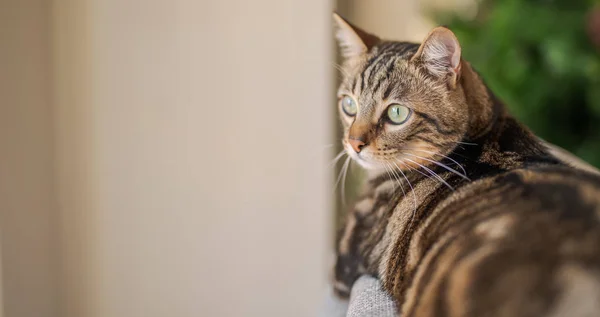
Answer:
[
  {"left": 387, "top": 104, "right": 411, "bottom": 124},
  {"left": 340, "top": 95, "right": 357, "bottom": 116}
]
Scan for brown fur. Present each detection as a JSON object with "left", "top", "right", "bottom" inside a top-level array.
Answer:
[{"left": 332, "top": 13, "right": 600, "bottom": 317}]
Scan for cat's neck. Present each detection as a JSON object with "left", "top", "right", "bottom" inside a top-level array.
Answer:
[{"left": 459, "top": 61, "right": 504, "bottom": 140}]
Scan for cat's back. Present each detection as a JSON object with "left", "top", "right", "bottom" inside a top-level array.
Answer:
[
  {"left": 445, "top": 164, "right": 600, "bottom": 223},
  {"left": 401, "top": 165, "right": 600, "bottom": 317}
]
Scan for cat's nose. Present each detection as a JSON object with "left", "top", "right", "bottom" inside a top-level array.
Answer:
[{"left": 349, "top": 138, "right": 367, "bottom": 153}]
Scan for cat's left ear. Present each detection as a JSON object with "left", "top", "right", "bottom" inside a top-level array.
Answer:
[
  {"left": 333, "top": 13, "right": 380, "bottom": 59},
  {"left": 412, "top": 27, "right": 462, "bottom": 89}
]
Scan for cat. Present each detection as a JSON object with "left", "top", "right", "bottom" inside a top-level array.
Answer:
[{"left": 332, "top": 13, "right": 600, "bottom": 317}]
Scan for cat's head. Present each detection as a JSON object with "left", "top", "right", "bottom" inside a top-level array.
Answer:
[{"left": 334, "top": 14, "right": 475, "bottom": 171}]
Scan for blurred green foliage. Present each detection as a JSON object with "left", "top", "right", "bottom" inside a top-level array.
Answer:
[{"left": 433, "top": 0, "right": 600, "bottom": 166}]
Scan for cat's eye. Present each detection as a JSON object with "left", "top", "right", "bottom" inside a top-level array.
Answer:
[
  {"left": 386, "top": 104, "right": 411, "bottom": 124},
  {"left": 340, "top": 95, "right": 357, "bottom": 116}
]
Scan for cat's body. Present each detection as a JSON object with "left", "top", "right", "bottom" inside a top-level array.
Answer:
[{"left": 332, "top": 14, "right": 600, "bottom": 317}]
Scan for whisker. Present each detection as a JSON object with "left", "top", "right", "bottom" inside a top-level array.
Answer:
[
  {"left": 396, "top": 158, "right": 434, "bottom": 180},
  {"left": 440, "top": 140, "right": 477, "bottom": 152},
  {"left": 404, "top": 153, "right": 470, "bottom": 181},
  {"left": 383, "top": 163, "right": 397, "bottom": 192},
  {"left": 409, "top": 149, "right": 467, "bottom": 176},
  {"left": 334, "top": 156, "right": 351, "bottom": 192},
  {"left": 392, "top": 161, "right": 417, "bottom": 218},
  {"left": 386, "top": 162, "right": 406, "bottom": 201},
  {"left": 403, "top": 157, "right": 454, "bottom": 190},
  {"left": 308, "top": 144, "right": 338, "bottom": 161},
  {"left": 341, "top": 157, "right": 351, "bottom": 206},
  {"left": 330, "top": 150, "right": 347, "bottom": 167},
  {"left": 443, "top": 149, "right": 471, "bottom": 160},
  {"left": 400, "top": 145, "right": 471, "bottom": 161},
  {"left": 332, "top": 62, "right": 350, "bottom": 78}
]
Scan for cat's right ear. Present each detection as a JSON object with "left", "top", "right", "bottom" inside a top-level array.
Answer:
[
  {"left": 411, "top": 27, "right": 462, "bottom": 89},
  {"left": 333, "top": 13, "right": 380, "bottom": 59}
]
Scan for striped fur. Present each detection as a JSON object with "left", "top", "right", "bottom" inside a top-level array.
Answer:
[{"left": 333, "top": 14, "right": 600, "bottom": 317}]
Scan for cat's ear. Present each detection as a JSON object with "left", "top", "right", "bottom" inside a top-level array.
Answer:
[
  {"left": 412, "top": 27, "right": 462, "bottom": 89},
  {"left": 333, "top": 13, "right": 380, "bottom": 59}
]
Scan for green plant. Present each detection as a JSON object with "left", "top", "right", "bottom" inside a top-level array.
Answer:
[{"left": 433, "top": 0, "right": 600, "bottom": 166}]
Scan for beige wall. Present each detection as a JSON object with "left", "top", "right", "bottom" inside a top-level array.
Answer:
[
  {"left": 338, "top": 0, "right": 433, "bottom": 42},
  {"left": 0, "top": 1, "right": 58, "bottom": 317},
  {"left": 337, "top": 0, "right": 476, "bottom": 42},
  {"left": 3, "top": 0, "right": 333, "bottom": 316}
]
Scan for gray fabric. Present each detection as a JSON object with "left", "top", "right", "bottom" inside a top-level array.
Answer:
[
  {"left": 321, "top": 275, "right": 397, "bottom": 317},
  {"left": 347, "top": 276, "right": 397, "bottom": 317}
]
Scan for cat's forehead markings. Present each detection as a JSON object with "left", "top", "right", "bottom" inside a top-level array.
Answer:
[{"left": 345, "top": 58, "right": 366, "bottom": 88}]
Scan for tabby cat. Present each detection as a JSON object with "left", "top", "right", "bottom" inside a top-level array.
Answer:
[{"left": 332, "top": 13, "right": 600, "bottom": 317}]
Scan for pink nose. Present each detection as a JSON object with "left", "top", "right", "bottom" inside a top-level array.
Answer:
[{"left": 349, "top": 138, "right": 366, "bottom": 153}]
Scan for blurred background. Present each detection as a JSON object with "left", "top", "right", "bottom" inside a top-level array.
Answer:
[{"left": 1, "top": 0, "right": 598, "bottom": 317}]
